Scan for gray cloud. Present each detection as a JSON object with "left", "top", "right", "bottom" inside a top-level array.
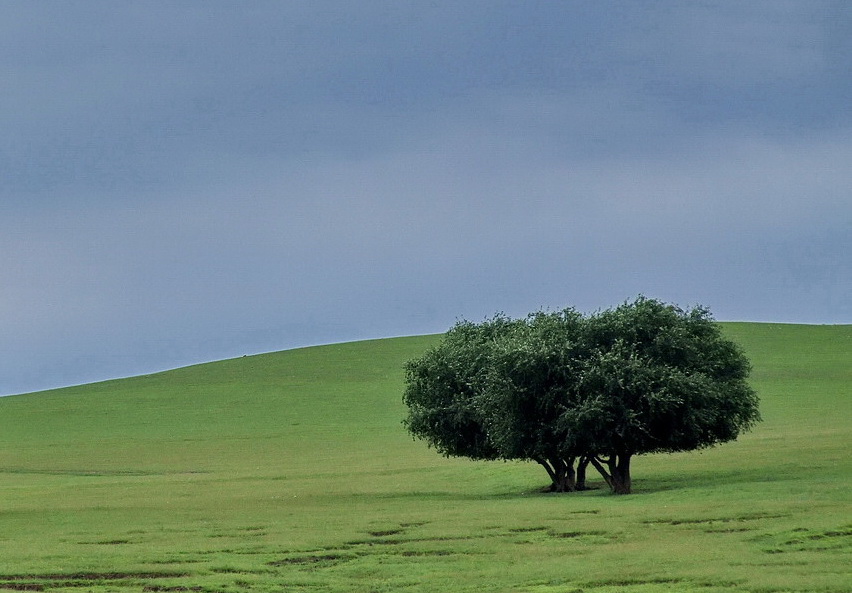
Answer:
[{"left": 1, "top": 1, "right": 849, "bottom": 395}]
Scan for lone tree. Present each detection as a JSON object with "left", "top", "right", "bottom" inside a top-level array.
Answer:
[{"left": 402, "top": 297, "right": 760, "bottom": 494}]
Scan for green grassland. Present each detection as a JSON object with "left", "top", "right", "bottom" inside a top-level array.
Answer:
[{"left": 0, "top": 323, "right": 849, "bottom": 593}]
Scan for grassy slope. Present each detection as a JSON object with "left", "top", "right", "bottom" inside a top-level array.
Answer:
[{"left": 0, "top": 324, "right": 849, "bottom": 593}]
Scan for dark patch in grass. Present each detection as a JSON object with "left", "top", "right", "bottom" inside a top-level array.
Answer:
[
  {"left": 803, "top": 526, "right": 852, "bottom": 540},
  {"left": 746, "top": 588, "right": 815, "bottom": 593},
  {"left": 398, "top": 521, "right": 428, "bottom": 528},
  {"left": 367, "top": 529, "right": 404, "bottom": 537},
  {"left": 209, "top": 528, "right": 268, "bottom": 539},
  {"left": 143, "top": 587, "right": 204, "bottom": 592},
  {"left": 213, "top": 545, "right": 270, "bottom": 555},
  {"left": 549, "top": 530, "right": 608, "bottom": 539},
  {"left": 760, "top": 525, "right": 852, "bottom": 554},
  {"left": 210, "top": 567, "right": 274, "bottom": 576},
  {"left": 345, "top": 535, "right": 479, "bottom": 547},
  {"left": 644, "top": 512, "right": 788, "bottom": 526},
  {"left": 309, "top": 545, "right": 356, "bottom": 553},
  {"left": 583, "top": 576, "right": 683, "bottom": 588},
  {"left": 508, "top": 527, "right": 548, "bottom": 533},
  {"left": 396, "top": 550, "right": 454, "bottom": 557},
  {"left": 93, "top": 539, "right": 133, "bottom": 545},
  {"left": 0, "top": 573, "right": 188, "bottom": 581},
  {"left": 0, "top": 572, "right": 190, "bottom": 593},
  {"left": 704, "top": 527, "right": 754, "bottom": 533},
  {"left": 343, "top": 538, "right": 406, "bottom": 546},
  {"left": 148, "top": 558, "right": 204, "bottom": 565},
  {"left": 749, "top": 559, "right": 811, "bottom": 567},
  {"left": 268, "top": 553, "right": 356, "bottom": 567},
  {"left": 792, "top": 544, "right": 847, "bottom": 552}
]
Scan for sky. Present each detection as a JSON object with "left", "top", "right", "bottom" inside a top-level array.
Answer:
[{"left": 2, "top": 1, "right": 850, "bottom": 396}]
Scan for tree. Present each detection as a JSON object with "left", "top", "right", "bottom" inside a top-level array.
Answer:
[
  {"left": 402, "top": 298, "right": 760, "bottom": 494},
  {"left": 570, "top": 297, "right": 761, "bottom": 493},
  {"left": 403, "top": 310, "right": 589, "bottom": 492}
]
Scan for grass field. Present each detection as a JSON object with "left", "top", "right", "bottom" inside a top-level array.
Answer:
[{"left": 0, "top": 323, "right": 849, "bottom": 593}]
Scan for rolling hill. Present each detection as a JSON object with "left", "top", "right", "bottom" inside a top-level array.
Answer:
[{"left": 0, "top": 324, "right": 849, "bottom": 592}]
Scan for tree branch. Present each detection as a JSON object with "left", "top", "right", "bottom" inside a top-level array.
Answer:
[
  {"left": 533, "top": 457, "right": 556, "bottom": 482},
  {"left": 588, "top": 456, "right": 613, "bottom": 489}
]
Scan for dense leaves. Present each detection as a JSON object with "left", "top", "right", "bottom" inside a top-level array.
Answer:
[
  {"left": 402, "top": 315, "right": 517, "bottom": 461},
  {"left": 402, "top": 298, "right": 760, "bottom": 494}
]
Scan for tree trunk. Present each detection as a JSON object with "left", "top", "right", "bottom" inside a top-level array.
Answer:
[
  {"left": 576, "top": 456, "right": 590, "bottom": 491},
  {"left": 589, "top": 453, "right": 632, "bottom": 494},
  {"left": 536, "top": 457, "right": 577, "bottom": 492},
  {"left": 536, "top": 458, "right": 557, "bottom": 487},
  {"left": 588, "top": 456, "right": 613, "bottom": 491},
  {"left": 563, "top": 457, "right": 577, "bottom": 492},
  {"left": 551, "top": 457, "right": 577, "bottom": 492},
  {"left": 608, "top": 454, "right": 632, "bottom": 495}
]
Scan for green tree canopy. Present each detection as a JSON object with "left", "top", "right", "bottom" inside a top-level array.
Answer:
[
  {"left": 478, "top": 309, "right": 590, "bottom": 492},
  {"left": 402, "top": 297, "right": 760, "bottom": 494},
  {"left": 402, "top": 315, "right": 518, "bottom": 461}
]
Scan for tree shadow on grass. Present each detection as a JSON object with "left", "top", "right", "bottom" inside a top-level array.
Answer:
[{"left": 631, "top": 466, "right": 798, "bottom": 495}]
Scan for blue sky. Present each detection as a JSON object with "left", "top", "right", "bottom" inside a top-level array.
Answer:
[{"left": 2, "top": 1, "right": 850, "bottom": 395}]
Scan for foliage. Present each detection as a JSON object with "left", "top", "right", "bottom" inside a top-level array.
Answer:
[
  {"left": 402, "top": 297, "right": 761, "bottom": 493},
  {"left": 479, "top": 309, "right": 591, "bottom": 491},
  {"left": 402, "top": 315, "right": 518, "bottom": 461}
]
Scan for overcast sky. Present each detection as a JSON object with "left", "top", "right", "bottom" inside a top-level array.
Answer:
[{"left": 2, "top": 1, "right": 850, "bottom": 396}]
